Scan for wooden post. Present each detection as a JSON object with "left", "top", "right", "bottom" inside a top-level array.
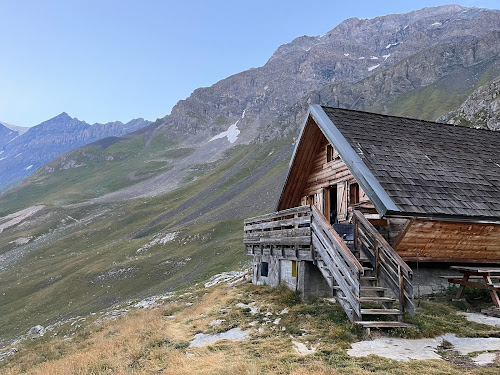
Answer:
[
  {"left": 375, "top": 242, "right": 380, "bottom": 287},
  {"left": 399, "top": 265, "right": 405, "bottom": 315},
  {"left": 353, "top": 215, "right": 359, "bottom": 258}
]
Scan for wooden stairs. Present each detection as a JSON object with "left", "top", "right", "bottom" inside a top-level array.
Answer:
[
  {"left": 311, "top": 205, "right": 414, "bottom": 329},
  {"left": 243, "top": 204, "right": 414, "bottom": 329}
]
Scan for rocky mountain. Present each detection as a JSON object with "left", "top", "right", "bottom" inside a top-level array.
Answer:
[
  {"left": 150, "top": 5, "right": 500, "bottom": 145},
  {"left": 437, "top": 76, "right": 500, "bottom": 130},
  {"left": 0, "top": 113, "right": 150, "bottom": 191}
]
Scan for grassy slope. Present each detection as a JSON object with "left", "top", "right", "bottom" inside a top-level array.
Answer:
[
  {"left": 382, "top": 60, "right": 500, "bottom": 121},
  {"left": 0, "top": 138, "right": 292, "bottom": 345},
  {"left": 1, "top": 279, "right": 499, "bottom": 374},
  {"left": 0, "top": 134, "right": 178, "bottom": 215}
]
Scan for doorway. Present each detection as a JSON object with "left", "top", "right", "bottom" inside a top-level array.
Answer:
[{"left": 323, "top": 187, "right": 337, "bottom": 225}]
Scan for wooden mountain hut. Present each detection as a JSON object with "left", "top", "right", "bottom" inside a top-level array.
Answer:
[{"left": 243, "top": 105, "right": 500, "bottom": 327}]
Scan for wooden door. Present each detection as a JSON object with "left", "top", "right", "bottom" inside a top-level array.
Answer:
[{"left": 337, "top": 181, "right": 348, "bottom": 222}]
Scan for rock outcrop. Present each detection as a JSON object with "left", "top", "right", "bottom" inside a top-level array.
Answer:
[{"left": 437, "top": 77, "right": 500, "bottom": 130}]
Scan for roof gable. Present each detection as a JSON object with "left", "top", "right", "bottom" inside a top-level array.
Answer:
[{"left": 278, "top": 105, "right": 500, "bottom": 223}]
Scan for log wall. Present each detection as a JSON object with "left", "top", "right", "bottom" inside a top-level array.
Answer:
[{"left": 396, "top": 219, "right": 500, "bottom": 263}]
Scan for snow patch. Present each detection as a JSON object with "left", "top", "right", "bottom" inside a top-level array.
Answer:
[
  {"left": 0, "top": 157, "right": 7, "bottom": 161},
  {"left": 24, "top": 165, "right": 33, "bottom": 171},
  {"left": 241, "top": 109, "right": 246, "bottom": 119},
  {"left": 382, "top": 54, "right": 391, "bottom": 60},
  {"left": 385, "top": 42, "right": 399, "bottom": 49},
  {"left": 368, "top": 64, "right": 380, "bottom": 72},
  {"left": 370, "top": 56, "right": 379, "bottom": 60},
  {"left": 431, "top": 22, "right": 442, "bottom": 26},
  {"left": 210, "top": 121, "right": 240, "bottom": 143},
  {"left": 358, "top": 56, "right": 365, "bottom": 60},
  {"left": 344, "top": 53, "right": 350, "bottom": 56}
]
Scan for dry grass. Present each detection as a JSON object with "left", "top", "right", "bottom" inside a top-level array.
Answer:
[{"left": 1, "top": 280, "right": 500, "bottom": 374}]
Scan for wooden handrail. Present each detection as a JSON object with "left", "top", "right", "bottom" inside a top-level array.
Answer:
[
  {"left": 311, "top": 206, "right": 363, "bottom": 273},
  {"left": 353, "top": 209, "right": 414, "bottom": 316},
  {"left": 353, "top": 210, "right": 412, "bottom": 275},
  {"left": 311, "top": 205, "right": 363, "bottom": 320}
]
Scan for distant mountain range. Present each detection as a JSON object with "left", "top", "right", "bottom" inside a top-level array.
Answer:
[{"left": 0, "top": 114, "right": 150, "bottom": 191}]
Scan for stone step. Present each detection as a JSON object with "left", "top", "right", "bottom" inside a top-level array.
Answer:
[{"left": 361, "top": 308, "right": 402, "bottom": 315}]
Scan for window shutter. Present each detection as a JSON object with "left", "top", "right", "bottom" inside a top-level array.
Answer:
[
  {"left": 359, "top": 186, "right": 368, "bottom": 203},
  {"left": 337, "top": 181, "right": 348, "bottom": 221}
]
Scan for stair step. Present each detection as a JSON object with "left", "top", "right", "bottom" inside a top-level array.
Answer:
[
  {"left": 356, "top": 321, "right": 414, "bottom": 328},
  {"left": 363, "top": 266, "right": 374, "bottom": 272},
  {"left": 359, "top": 297, "right": 395, "bottom": 303},
  {"left": 361, "top": 309, "right": 402, "bottom": 315},
  {"left": 360, "top": 286, "right": 387, "bottom": 292},
  {"left": 361, "top": 276, "right": 378, "bottom": 281}
]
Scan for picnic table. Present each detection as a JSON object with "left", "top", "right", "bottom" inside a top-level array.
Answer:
[{"left": 441, "top": 266, "right": 500, "bottom": 307}]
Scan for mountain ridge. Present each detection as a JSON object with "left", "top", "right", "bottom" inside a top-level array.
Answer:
[{"left": 0, "top": 113, "right": 151, "bottom": 191}]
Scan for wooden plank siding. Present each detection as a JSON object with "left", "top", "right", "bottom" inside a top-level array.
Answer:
[
  {"left": 395, "top": 219, "right": 500, "bottom": 263},
  {"left": 277, "top": 117, "right": 372, "bottom": 222}
]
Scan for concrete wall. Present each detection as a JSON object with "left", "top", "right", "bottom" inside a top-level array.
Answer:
[
  {"left": 280, "top": 260, "right": 298, "bottom": 290},
  {"left": 252, "top": 255, "right": 280, "bottom": 287},
  {"left": 297, "top": 261, "right": 332, "bottom": 300},
  {"left": 408, "top": 262, "right": 462, "bottom": 297},
  {"left": 253, "top": 256, "right": 332, "bottom": 299}
]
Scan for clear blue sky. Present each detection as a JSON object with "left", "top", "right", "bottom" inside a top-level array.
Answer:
[{"left": 0, "top": 0, "right": 498, "bottom": 127}]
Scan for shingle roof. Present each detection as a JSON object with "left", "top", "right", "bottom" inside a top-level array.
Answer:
[{"left": 322, "top": 106, "right": 500, "bottom": 220}]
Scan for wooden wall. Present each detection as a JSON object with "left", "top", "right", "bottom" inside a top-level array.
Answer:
[
  {"left": 395, "top": 219, "right": 500, "bottom": 263},
  {"left": 298, "top": 136, "right": 370, "bottom": 223}
]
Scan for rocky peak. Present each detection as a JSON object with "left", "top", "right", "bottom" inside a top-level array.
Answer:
[{"left": 153, "top": 4, "right": 500, "bottom": 149}]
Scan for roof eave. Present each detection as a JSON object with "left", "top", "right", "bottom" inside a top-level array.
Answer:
[
  {"left": 309, "top": 104, "right": 400, "bottom": 217},
  {"left": 384, "top": 211, "right": 500, "bottom": 225}
]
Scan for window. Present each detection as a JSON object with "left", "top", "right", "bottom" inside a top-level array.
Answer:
[
  {"left": 261, "top": 262, "right": 269, "bottom": 277},
  {"left": 350, "top": 183, "right": 360, "bottom": 205},
  {"left": 326, "top": 145, "right": 334, "bottom": 162},
  {"left": 291, "top": 261, "right": 297, "bottom": 278},
  {"left": 326, "top": 144, "right": 339, "bottom": 162}
]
